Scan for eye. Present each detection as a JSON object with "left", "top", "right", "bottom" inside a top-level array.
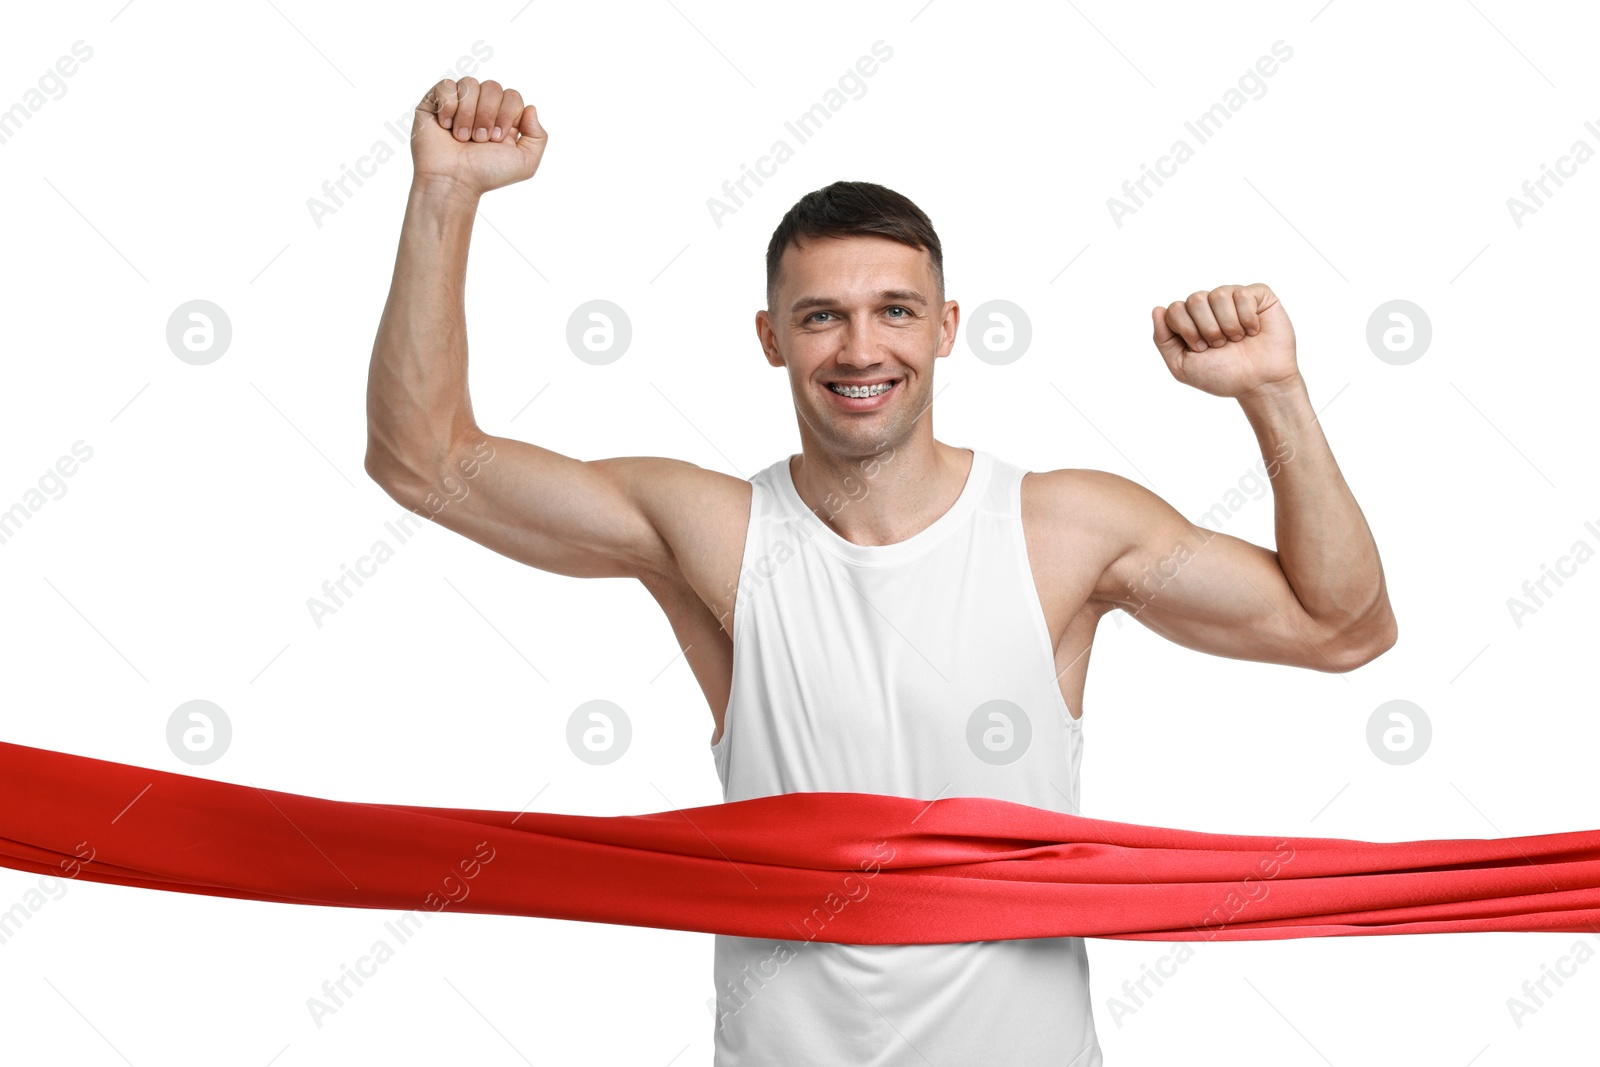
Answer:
[
  {"left": 885, "top": 306, "right": 911, "bottom": 318},
  {"left": 806, "top": 311, "right": 835, "bottom": 323}
]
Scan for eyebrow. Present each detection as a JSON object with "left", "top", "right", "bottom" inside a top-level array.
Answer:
[{"left": 789, "top": 289, "right": 928, "bottom": 314}]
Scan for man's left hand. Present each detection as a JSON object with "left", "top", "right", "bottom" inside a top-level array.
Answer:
[{"left": 1151, "top": 283, "right": 1299, "bottom": 400}]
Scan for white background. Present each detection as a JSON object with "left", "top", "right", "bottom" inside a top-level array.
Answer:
[{"left": 3, "top": 1, "right": 1598, "bottom": 1063}]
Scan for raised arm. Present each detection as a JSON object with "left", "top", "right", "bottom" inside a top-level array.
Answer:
[
  {"left": 363, "top": 78, "right": 721, "bottom": 586},
  {"left": 1069, "top": 284, "right": 1397, "bottom": 673}
]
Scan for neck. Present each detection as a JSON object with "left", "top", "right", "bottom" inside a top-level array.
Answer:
[{"left": 789, "top": 435, "right": 973, "bottom": 548}]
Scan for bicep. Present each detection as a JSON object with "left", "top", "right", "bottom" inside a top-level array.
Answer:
[
  {"left": 373, "top": 430, "right": 680, "bottom": 581},
  {"left": 1085, "top": 472, "right": 1350, "bottom": 672}
]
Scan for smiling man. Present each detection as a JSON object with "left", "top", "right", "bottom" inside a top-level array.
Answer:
[{"left": 365, "top": 77, "right": 1398, "bottom": 1067}]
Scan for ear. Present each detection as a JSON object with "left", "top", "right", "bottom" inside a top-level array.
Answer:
[
  {"left": 755, "top": 309, "right": 784, "bottom": 368},
  {"left": 935, "top": 298, "right": 960, "bottom": 358}
]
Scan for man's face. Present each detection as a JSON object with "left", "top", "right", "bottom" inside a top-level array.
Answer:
[{"left": 756, "top": 234, "right": 958, "bottom": 459}]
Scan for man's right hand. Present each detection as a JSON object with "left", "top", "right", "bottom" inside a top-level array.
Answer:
[{"left": 412, "top": 77, "right": 547, "bottom": 196}]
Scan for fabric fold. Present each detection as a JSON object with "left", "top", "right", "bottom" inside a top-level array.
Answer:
[{"left": 4, "top": 739, "right": 1600, "bottom": 944}]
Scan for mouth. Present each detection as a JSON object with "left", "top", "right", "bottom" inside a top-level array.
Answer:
[{"left": 824, "top": 377, "right": 901, "bottom": 411}]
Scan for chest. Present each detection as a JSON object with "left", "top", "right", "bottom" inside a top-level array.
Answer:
[{"left": 740, "top": 519, "right": 1068, "bottom": 720}]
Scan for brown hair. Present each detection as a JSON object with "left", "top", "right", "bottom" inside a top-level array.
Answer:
[{"left": 765, "top": 180, "right": 944, "bottom": 310}]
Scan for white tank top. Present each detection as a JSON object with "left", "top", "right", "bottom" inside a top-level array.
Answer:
[{"left": 709, "top": 446, "right": 1104, "bottom": 1067}]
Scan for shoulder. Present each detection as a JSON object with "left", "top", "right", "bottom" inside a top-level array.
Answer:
[
  {"left": 1020, "top": 466, "right": 1193, "bottom": 600},
  {"left": 1019, "top": 466, "right": 1159, "bottom": 527}
]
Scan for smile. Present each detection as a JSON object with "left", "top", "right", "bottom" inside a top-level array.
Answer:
[{"left": 827, "top": 381, "right": 896, "bottom": 398}]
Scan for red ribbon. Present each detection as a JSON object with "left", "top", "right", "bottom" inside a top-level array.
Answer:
[{"left": 5, "top": 739, "right": 1600, "bottom": 943}]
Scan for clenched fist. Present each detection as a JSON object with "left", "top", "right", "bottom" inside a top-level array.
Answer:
[
  {"left": 412, "top": 77, "right": 547, "bottom": 196},
  {"left": 1151, "top": 284, "right": 1298, "bottom": 400}
]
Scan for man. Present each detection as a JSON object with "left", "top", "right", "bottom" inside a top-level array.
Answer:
[{"left": 365, "top": 77, "right": 1399, "bottom": 1066}]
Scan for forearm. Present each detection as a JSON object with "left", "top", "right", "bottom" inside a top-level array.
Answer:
[
  {"left": 364, "top": 178, "right": 484, "bottom": 492},
  {"left": 1238, "top": 374, "right": 1395, "bottom": 648}
]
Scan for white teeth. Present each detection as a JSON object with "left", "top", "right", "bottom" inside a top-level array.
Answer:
[{"left": 829, "top": 381, "right": 895, "bottom": 398}]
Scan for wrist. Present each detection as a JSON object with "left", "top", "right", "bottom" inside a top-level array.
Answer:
[
  {"left": 1238, "top": 372, "right": 1307, "bottom": 410},
  {"left": 410, "top": 176, "right": 481, "bottom": 213}
]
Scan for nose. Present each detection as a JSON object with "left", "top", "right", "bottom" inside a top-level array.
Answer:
[{"left": 835, "top": 318, "right": 883, "bottom": 370}]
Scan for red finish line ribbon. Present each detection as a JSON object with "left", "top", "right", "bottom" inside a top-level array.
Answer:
[{"left": 5, "top": 740, "right": 1600, "bottom": 943}]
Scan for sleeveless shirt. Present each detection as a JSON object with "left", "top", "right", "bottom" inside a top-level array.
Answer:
[{"left": 708, "top": 446, "right": 1104, "bottom": 1066}]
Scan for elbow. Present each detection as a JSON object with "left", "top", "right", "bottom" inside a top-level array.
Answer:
[
  {"left": 363, "top": 418, "right": 407, "bottom": 493},
  {"left": 1329, "top": 610, "right": 1398, "bottom": 672},
  {"left": 363, "top": 445, "right": 389, "bottom": 488},
  {"left": 364, "top": 439, "right": 432, "bottom": 506},
  {"left": 365, "top": 415, "right": 481, "bottom": 502},
  {"left": 363, "top": 443, "right": 405, "bottom": 496},
  {"left": 365, "top": 429, "right": 485, "bottom": 511}
]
